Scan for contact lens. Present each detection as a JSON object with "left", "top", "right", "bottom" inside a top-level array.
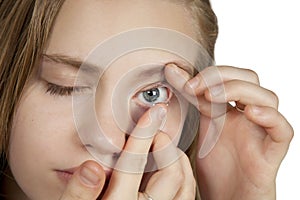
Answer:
[{"left": 143, "top": 88, "right": 160, "bottom": 103}]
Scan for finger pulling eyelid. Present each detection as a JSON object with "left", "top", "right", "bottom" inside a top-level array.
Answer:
[
  {"left": 138, "top": 82, "right": 173, "bottom": 93},
  {"left": 165, "top": 61, "right": 194, "bottom": 76}
]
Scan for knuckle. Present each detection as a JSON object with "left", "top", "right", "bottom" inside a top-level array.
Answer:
[
  {"left": 289, "top": 128, "right": 295, "bottom": 141},
  {"left": 180, "top": 152, "right": 191, "bottom": 163},
  {"left": 162, "top": 163, "right": 184, "bottom": 184},
  {"left": 268, "top": 89, "right": 279, "bottom": 108},
  {"left": 244, "top": 68, "right": 260, "bottom": 83},
  {"left": 271, "top": 90, "right": 279, "bottom": 103},
  {"left": 286, "top": 122, "right": 294, "bottom": 142},
  {"left": 172, "top": 168, "right": 185, "bottom": 184},
  {"left": 197, "top": 99, "right": 208, "bottom": 111}
]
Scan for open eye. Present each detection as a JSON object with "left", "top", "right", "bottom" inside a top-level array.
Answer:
[{"left": 134, "top": 86, "right": 172, "bottom": 107}]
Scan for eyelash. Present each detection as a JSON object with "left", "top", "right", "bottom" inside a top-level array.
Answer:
[
  {"left": 45, "top": 83, "right": 89, "bottom": 96},
  {"left": 45, "top": 82, "right": 173, "bottom": 107}
]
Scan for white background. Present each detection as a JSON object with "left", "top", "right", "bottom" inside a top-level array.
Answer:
[{"left": 210, "top": 0, "right": 299, "bottom": 199}]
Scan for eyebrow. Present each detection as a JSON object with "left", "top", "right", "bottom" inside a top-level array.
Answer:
[
  {"left": 137, "top": 67, "right": 165, "bottom": 81},
  {"left": 42, "top": 53, "right": 101, "bottom": 74},
  {"left": 42, "top": 54, "right": 193, "bottom": 79}
]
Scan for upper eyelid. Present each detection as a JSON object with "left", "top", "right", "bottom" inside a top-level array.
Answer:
[
  {"left": 136, "top": 82, "right": 173, "bottom": 93},
  {"left": 39, "top": 64, "right": 95, "bottom": 87},
  {"left": 40, "top": 71, "right": 93, "bottom": 87},
  {"left": 47, "top": 82, "right": 90, "bottom": 89},
  {"left": 47, "top": 82, "right": 89, "bottom": 89},
  {"left": 45, "top": 82, "right": 92, "bottom": 96}
]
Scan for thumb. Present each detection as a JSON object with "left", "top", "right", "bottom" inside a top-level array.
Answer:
[{"left": 60, "top": 160, "right": 106, "bottom": 200}]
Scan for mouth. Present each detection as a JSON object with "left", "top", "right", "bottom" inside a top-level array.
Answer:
[
  {"left": 55, "top": 167, "right": 112, "bottom": 184},
  {"left": 55, "top": 167, "right": 78, "bottom": 183}
]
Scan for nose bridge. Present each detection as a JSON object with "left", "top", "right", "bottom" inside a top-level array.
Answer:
[{"left": 94, "top": 72, "right": 126, "bottom": 154}]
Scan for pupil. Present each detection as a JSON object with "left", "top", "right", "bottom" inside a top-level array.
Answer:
[{"left": 143, "top": 88, "right": 160, "bottom": 102}]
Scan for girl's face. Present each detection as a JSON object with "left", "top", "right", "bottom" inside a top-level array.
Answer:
[{"left": 9, "top": 0, "right": 198, "bottom": 199}]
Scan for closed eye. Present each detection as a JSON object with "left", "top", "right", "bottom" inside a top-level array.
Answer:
[{"left": 45, "top": 82, "right": 91, "bottom": 96}]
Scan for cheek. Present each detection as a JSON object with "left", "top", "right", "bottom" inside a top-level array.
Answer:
[
  {"left": 8, "top": 87, "right": 81, "bottom": 199},
  {"left": 9, "top": 89, "right": 75, "bottom": 162}
]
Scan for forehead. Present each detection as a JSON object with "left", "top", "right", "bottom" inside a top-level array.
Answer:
[{"left": 45, "top": 0, "right": 198, "bottom": 59}]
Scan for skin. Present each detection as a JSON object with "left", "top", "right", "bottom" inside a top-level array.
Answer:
[
  {"left": 3, "top": 0, "right": 293, "bottom": 200},
  {"left": 165, "top": 64, "right": 294, "bottom": 199},
  {"left": 7, "top": 0, "right": 196, "bottom": 199}
]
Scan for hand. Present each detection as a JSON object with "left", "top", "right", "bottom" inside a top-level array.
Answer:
[
  {"left": 60, "top": 105, "right": 196, "bottom": 200},
  {"left": 165, "top": 64, "right": 294, "bottom": 200},
  {"left": 59, "top": 160, "right": 106, "bottom": 200}
]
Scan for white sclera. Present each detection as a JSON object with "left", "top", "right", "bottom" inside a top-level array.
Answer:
[{"left": 72, "top": 28, "right": 225, "bottom": 172}]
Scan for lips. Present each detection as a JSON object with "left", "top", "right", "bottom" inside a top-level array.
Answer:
[
  {"left": 55, "top": 167, "right": 78, "bottom": 183},
  {"left": 55, "top": 166, "right": 112, "bottom": 184}
]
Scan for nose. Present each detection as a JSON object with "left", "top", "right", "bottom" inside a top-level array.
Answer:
[{"left": 92, "top": 75, "right": 127, "bottom": 156}]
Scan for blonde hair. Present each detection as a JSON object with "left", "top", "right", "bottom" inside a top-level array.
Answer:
[{"left": 0, "top": 0, "right": 218, "bottom": 198}]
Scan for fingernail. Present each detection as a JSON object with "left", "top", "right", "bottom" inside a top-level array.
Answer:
[
  {"left": 210, "top": 85, "right": 224, "bottom": 97},
  {"left": 250, "top": 105, "right": 262, "bottom": 115},
  {"left": 166, "top": 63, "right": 176, "bottom": 68},
  {"left": 80, "top": 166, "right": 101, "bottom": 186},
  {"left": 166, "top": 63, "right": 179, "bottom": 74}
]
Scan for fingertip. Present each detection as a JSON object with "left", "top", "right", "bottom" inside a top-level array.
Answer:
[
  {"left": 245, "top": 105, "right": 294, "bottom": 143},
  {"left": 153, "top": 103, "right": 168, "bottom": 119},
  {"left": 137, "top": 104, "right": 167, "bottom": 129},
  {"left": 164, "top": 63, "right": 178, "bottom": 75},
  {"left": 79, "top": 161, "right": 106, "bottom": 188},
  {"left": 165, "top": 63, "right": 177, "bottom": 69},
  {"left": 164, "top": 63, "right": 179, "bottom": 83},
  {"left": 184, "top": 78, "right": 198, "bottom": 95},
  {"left": 148, "top": 104, "right": 167, "bottom": 122},
  {"left": 164, "top": 63, "right": 191, "bottom": 87},
  {"left": 60, "top": 161, "right": 105, "bottom": 200},
  {"left": 81, "top": 160, "right": 106, "bottom": 178}
]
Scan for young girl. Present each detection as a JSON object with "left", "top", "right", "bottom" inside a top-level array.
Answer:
[{"left": 0, "top": 0, "right": 293, "bottom": 199}]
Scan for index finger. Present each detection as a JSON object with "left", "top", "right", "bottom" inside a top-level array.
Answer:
[
  {"left": 164, "top": 63, "right": 228, "bottom": 117},
  {"left": 103, "top": 104, "right": 167, "bottom": 198}
]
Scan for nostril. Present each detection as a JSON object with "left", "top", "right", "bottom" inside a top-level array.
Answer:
[
  {"left": 113, "top": 152, "right": 121, "bottom": 160},
  {"left": 84, "top": 144, "right": 93, "bottom": 149},
  {"left": 84, "top": 143, "right": 121, "bottom": 160}
]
